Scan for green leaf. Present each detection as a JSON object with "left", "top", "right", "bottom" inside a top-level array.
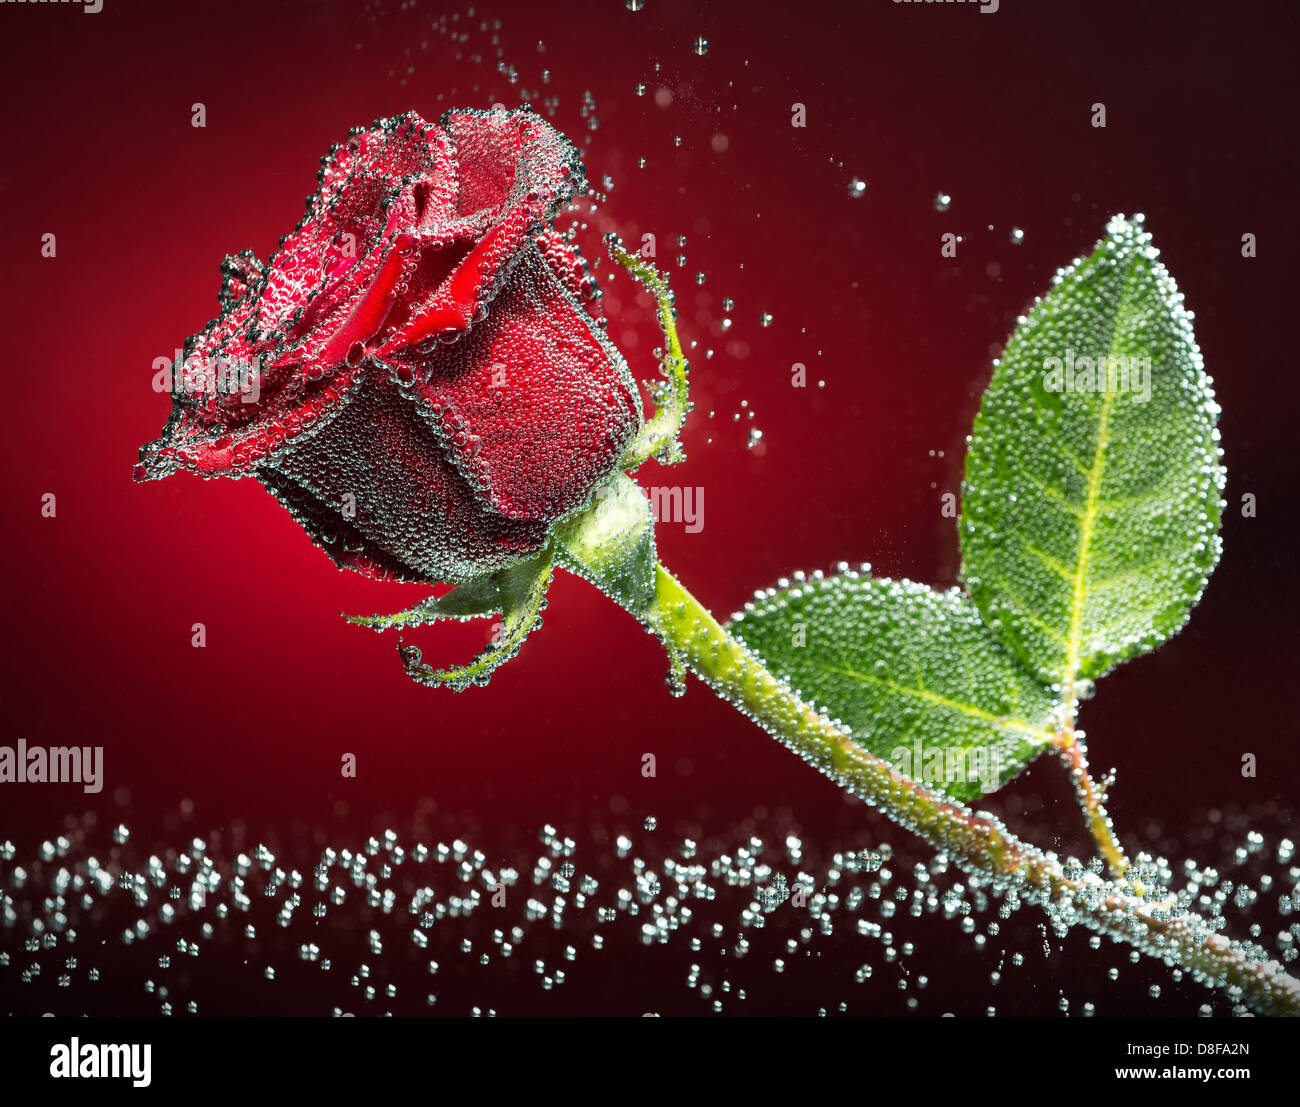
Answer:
[
  {"left": 342, "top": 554, "right": 553, "bottom": 691},
  {"left": 343, "top": 574, "right": 505, "bottom": 631},
  {"left": 729, "top": 573, "right": 1059, "bottom": 801},
  {"left": 553, "top": 471, "right": 657, "bottom": 614},
  {"left": 960, "top": 214, "right": 1225, "bottom": 692}
]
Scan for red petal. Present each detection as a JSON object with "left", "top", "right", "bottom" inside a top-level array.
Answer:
[
  {"left": 376, "top": 108, "right": 586, "bottom": 353},
  {"left": 393, "top": 243, "right": 639, "bottom": 523},
  {"left": 137, "top": 113, "right": 453, "bottom": 484},
  {"left": 217, "top": 249, "right": 265, "bottom": 311},
  {"left": 255, "top": 112, "right": 452, "bottom": 346},
  {"left": 260, "top": 368, "right": 549, "bottom": 584},
  {"left": 535, "top": 228, "right": 604, "bottom": 324},
  {"left": 258, "top": 466, "right": 435, "bottom": 584}
]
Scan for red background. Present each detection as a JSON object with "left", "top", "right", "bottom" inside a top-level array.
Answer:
[{"left": 1, "top": 0, "right": 1296, "bottom": 1015}]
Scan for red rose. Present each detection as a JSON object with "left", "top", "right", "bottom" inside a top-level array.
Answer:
[{"left": 136, "top": 108, "right": 641, "bottom": 584}]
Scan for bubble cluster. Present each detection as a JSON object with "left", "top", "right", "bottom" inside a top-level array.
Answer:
[{"left": 3, "top": 808, "right": 1293, "bottom": 1016}]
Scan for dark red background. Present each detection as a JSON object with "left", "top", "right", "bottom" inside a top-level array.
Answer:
[{"left": 1, "top": 0, "right": 1296, "bottom": 1015}]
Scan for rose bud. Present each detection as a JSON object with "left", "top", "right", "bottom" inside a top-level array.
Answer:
[
  {"left": 137, "top": 107, "right": 642, "bottom": 583},
  {"left": 137, "top": 108, "right": 689, "bottom": 689}
]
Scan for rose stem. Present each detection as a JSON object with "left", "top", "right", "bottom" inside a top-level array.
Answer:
[
  {"left": 641, "top": 561, "right": 1300, "bottom": 1017},
  {"left": 1053, "top": 700, "right": 1132, "bottom": 884}
]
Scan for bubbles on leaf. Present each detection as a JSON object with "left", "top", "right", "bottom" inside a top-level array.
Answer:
[{"left": 960, "top": 214, "right": 1225, "bottom": 688}]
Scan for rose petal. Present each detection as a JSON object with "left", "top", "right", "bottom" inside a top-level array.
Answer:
[
  {"left": 137, "top": 113, "right": 456, "bottom": 484},
  {"left": 534, "top": 227, "right": 604, "bottom": 324},
  {"left": 258, "top": 465, "right": 435, "bottom": 584},
  {"left": 260, "top": 366, "right": 549, "bottom": 583},
  {"left": 375, "top": 108, "right": 586, "bottom": 354},
  {"left": 217, "top": 249, "right": 265, "bottom": 311},
  {"left": 255, "top": 112, "right": 452, "bottom": 346},
  {"left": 391, "top": 243, "right": 639, "bottom": 523}
]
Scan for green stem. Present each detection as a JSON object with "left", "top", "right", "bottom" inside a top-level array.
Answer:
[
  {"left": 643, "top": 561, "right": 1300, "bottom": 1016},
  {"left": 1054, "top": 713, "right": 1132, "bottom": 885}
]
